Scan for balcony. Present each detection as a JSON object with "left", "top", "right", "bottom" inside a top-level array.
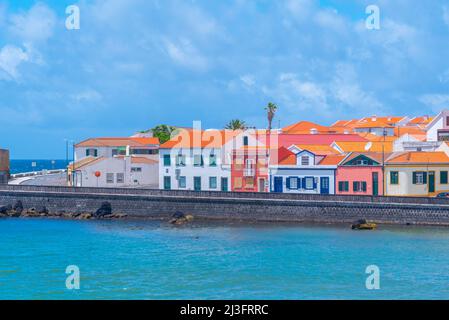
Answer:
[{"left": 243, "top": 166, "right": 256, "bottom": 177}]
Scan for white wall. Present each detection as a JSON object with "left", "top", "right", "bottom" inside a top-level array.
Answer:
[
  {"left": 75, "top": 157, "right": 158, "bottom": 188},
  {"left": 269, "top": 167, "right": 336, "bottom": 194},
  {"left": 427, "top": 117, "right": 444, "bottom": 142},
  {"left": 159, "top": 148, "right": 231, "bottom": 191}
]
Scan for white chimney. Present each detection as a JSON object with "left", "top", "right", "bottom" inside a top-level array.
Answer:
[
  {"left": 310, "top": 128, "right": 318, "bottom": 135},
  {"left": 371, "top": 115, "right": 377, "bottom": 122}
]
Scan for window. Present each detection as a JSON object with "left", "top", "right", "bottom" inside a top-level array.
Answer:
[
  {"left": 178, "top": 176, "right": 186, "bottom": 188},
  {"left": 353, "top": 181, "right": 367, "bottom": 192},
  {"left": 193, "top": 154, "right": 204, "bottom": 167},
  {"left": 288, "top": 177, "right": 298, "bottom": 189},
  {"left": 390, "top": 171, "right": 399, "bottom": 185},
  {"left": 234, "top": 177, "right": 243, "bottom": 189},
  {"left": 176, "top": 155, "right": 186, "bottom": 166},
  {"left": 131, "top": 149, "right": 158, "bottom": 155},
  {"left": 304, "top": 177, "right": 314, "bottom": 190},
  {"left": 243, "top": 136, "right": 249, "bottom": 146},
  {"left": 245, "top": 177, "right": 254, "bottom": 188},
  {"left": 163, "top": 155, "right": 171, "bottom": 166},
  {"left": 447, "top": 116, "right": 449, "bottom": 126},
  {"left": 301, "top": 156, "right": 310, "bottom": 166},
  {"left": 441, "top": 171, "right": 448, "bottom": 184},
  {"left": 112, "top": 148, "right": 126, "bottom": 156},
  {"left": 209, "top": 177, "right": 217, "bottom": 189},
  {"left": 106, "top": 173, "right": 114, "bottom": 184},
  {"left": 116, "top": 173, "right": 124, "bottom": 183},
  {"left": 356, "top": 159, "right": 368, "bottom": 165},
  {"left": 163, "top": 176, "right": 171, "bottom": 190},
  {"left": 338, "top": 181, "right": 349, "bottom": 192},
  {"left": 209, "top": 154, "right": 217, "bottom": 167},
  {"left": 131, "top": 167, "right": 142, "bottom": 172},
  {"left": 86, "top": 148, "right": 98, "bottom": 157},
  {"left": 413, "top": 172, "right": 427, "bottom": 185}
]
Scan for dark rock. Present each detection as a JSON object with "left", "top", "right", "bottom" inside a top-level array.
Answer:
[
  {"left": 36, "top": 206, "right": 48, "bottom": 215},
  {"left": 78, "top": 213, "right": 93, "bottom": 220},
  {"left": 0, "top": 205, "right": 12, "bottom": 215},
  {"left": 170, "top": 212, "right": 194, "bottom": 225},
  {"left": 13, "top": 201, "right": 23, "bottom": 214},
  {"left": 172, "top": 211, "right": 185, "bottom": 219},
  {"left": 95, "top": 202, "right": 112, "bottom": 217}
]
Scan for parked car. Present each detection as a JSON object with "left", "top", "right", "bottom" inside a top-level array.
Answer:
[{"left": 436, "top": 192, "right": 449, "bottom": 198}]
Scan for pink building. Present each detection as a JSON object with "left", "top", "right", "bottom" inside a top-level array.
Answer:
[{"left": 335, "top": 153, "right": 384, "bottom": 196}]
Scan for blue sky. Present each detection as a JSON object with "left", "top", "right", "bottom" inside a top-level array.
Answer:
[{"left": 1, "top": 0, "right": 449, "bottom": 158}]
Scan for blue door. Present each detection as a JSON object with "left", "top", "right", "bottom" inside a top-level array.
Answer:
[
  {"left": 194, "top": 177, "right": 201, "bottom": 191},
  {"left": 320, "top": 177, "right": 330, "bottom": 194},
  {"left": 273, "top": 177, "right": 283, "bottom": 193}
]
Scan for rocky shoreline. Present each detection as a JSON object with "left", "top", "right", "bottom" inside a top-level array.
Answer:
[
  {"left": 0, "top": 201, "right": 196, "bottom": 225},
  {"left": 0, "top": 201, "right": 127, "bottom": 220}
]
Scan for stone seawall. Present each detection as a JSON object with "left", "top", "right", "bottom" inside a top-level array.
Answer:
[{"left": 1, "top": 185, "right": 449, "bottom": 225}]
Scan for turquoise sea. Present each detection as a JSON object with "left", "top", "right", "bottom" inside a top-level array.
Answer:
[{"left": 1, "top": 219, "right": 449, "bottom": 300}]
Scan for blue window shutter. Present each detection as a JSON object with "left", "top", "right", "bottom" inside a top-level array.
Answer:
[
  {"left": 286, "top": 177, "right": 291, "bottom": 189},
  {"left": 313, "top": 178, "right": 317, "bottom": 190},
  {"left": 296, "top": 177, "right": 301, "bottom": 189},
  {"left": 423, "top": 172, "right": 427, "bottom": 184},
  {"left": 301, "top": 178, "right": 306, "bottom": 189}
]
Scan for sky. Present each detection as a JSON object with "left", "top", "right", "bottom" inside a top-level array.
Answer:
[{"left": 0, "top": 0, "right": 449, "bottom": 158}]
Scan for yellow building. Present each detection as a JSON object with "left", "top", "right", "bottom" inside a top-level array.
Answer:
[{"left": 385, "top": 152, "right": 449, "bottom": 197}]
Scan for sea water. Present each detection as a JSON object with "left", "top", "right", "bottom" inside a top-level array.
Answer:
[{"left": 0, "top": 219, "right": 448, "bottom": 300}]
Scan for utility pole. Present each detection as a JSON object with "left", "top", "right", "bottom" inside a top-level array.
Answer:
[{"left": 72, "top": 141, "right": 76, "bottom": 188}]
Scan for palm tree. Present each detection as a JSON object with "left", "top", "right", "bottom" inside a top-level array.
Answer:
[
  {"left": 225, "top": 119, "right": 247, "bottom": 130},
  {"left": 265, "top": 102, "right": 278, "bottom": 131}
]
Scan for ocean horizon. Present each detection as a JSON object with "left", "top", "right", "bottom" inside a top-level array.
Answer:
[{"left": 10, "top": 160, "right": 68, "bottom": 175}]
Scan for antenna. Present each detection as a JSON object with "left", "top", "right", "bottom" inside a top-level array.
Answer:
[{"left": 364, "top": 142, "right": 372, "bottom": 151}]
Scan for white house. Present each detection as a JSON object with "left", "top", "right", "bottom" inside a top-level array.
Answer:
[
  {"left": 269, "top": 147, "right": 339, "bottom": 194},
  {"left": 159, "top": 128, "right": 265, "bottom": 191},
  {"left": 68, "top": 156, "right": 158, "bottom": 188},
  {"left": 426, "top": 110, "right": 449, "bottom": 142},
  {"left": 393, "top": 134, "right": 441, "bottom": 152},
  {"left": 75, "top": 137, "right": 159, "bottom": 162}
]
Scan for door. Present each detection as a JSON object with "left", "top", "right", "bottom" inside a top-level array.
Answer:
[
  {"left": 320, "top": 177, "right": 330, "bottom": 194},
  {"left": 273, "top": 177, "right": 283, "bottom": 193},
  {"left": 258, "top": 179, "right": 266, "bottom": 192},
  {"left": 194, "top": 177, "right": 201, "bottom": 191},
  {"left": 372, "top": 172, "right": 379, "bottom": 196},
  {"left": 429, "top": 171, "right": 435, "bottom": 193},
  {"left": 163, "top": 176, "right": 171, "bottom": 190},
  {"left": 221, "top": 177, "right": 228, "bottom": 192}
]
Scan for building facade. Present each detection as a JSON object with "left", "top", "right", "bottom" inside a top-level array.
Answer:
[
  {"left": 75, "top": 137, "right": 159, "bottom": 162},
  {"left": 231, "top": 147, "right": 269, "bottom": 192},
  {"left": 68, "top": 156, "right": 158, "bottom": 188},
  {"left": 385, "top": 152, "right": 449, "bottom": 197},
  {"left": 269, "top": 149, "right": 337, "bottom": 194},
  {"left": 335, "top": 153, "right": 384, "bottom": 196},
  {"left": 0, "top": 149, "right": 9, "bottom": 184}
]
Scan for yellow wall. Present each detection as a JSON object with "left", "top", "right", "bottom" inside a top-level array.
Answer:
[{"left": 385, "top": 165, "right": 449, "bottom": 196}]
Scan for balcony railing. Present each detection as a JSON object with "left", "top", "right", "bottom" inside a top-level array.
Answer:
[{"left": 243, "top": 167, "right": 256, "bottom": 176}]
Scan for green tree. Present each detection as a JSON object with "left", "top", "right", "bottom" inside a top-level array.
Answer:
[
  {"left": 265, "top": 102, "right": 278, "bottom": 131},
  {"left": 151, "top": 125, "right": 177, "bottom": 144},
  {"left": 224, "top": 119, "right": 247, "bottom": 130}
]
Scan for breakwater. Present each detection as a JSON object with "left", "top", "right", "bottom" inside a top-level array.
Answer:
[{"left": 1, "top": 185, "right": 449, "bottom": 225}]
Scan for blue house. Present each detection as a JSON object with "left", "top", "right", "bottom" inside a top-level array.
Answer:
[{"left": 269, "top": 148, "right": 341, "bottom": 194}]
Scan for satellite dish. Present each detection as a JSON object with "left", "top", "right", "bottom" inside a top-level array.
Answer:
[{"left": 364, "top": 142, "right": 372, "bottom": 151}]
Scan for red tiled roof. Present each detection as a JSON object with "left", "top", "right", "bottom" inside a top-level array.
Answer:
[{"left": 76, "top": 137, "right": 159, "bottom": 147}]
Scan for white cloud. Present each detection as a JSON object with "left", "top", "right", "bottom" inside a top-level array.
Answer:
[
  {"left": 9, "top": 3, "right": 56, "bottom": 43},
  {"left": 420, "top": 94, "right": 449, "bottom": 112},
  {"left": 0, "top": 45, "right": 29, "bottom": 80},
  {"left": 443, "top": 6, "right": 449, "bottom": 27},
  {"left": 240, "top": 74, "right": 255, "bottom": 88},
  {"left": 164, "top": 38, "right": 208, "bottom": 71},
  {"left": 71, "top": 89, "right": 103, "bottom": 102}
]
